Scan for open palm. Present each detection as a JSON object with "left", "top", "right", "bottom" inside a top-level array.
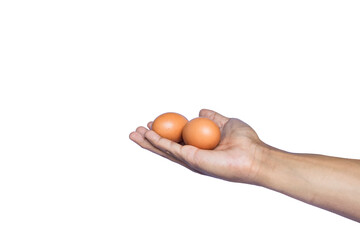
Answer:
[{"left": 129, "top": 109, "right": 264, "bottom": 184}]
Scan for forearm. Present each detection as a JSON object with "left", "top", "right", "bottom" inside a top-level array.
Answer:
[{"left": 256, "top": 146, "right": 360, "bottom": 222}]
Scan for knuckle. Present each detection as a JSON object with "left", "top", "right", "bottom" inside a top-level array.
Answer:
[
  {"left": 188, "top": 159, "right": 200, "bottom": 170},
  {"left": 157, "top": 137, "right": 168, "bottom": 148},
  {"left": 186, "top": 153, "right": 200, "bottom": 169},
  {"left": 164, "top": 150, "right": 172, "bottom": 156},
  {"left": 139, "top": 142, "right": 148, "bottom": 150}
]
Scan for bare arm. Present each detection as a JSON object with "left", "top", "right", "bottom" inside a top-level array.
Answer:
[
  {"left": 258, "top": 148, "right": 360, "bottom": 222},
  {"left": 129, "top": 109, "right": 360, "bottom": 222}
]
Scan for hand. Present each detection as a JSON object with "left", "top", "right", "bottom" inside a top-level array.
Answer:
[
  {"left": 130, "top": 109, "right": 360, "bottom": 222},
  {"left": 129, "top": 109, "right": 266, "bottom": 184}
]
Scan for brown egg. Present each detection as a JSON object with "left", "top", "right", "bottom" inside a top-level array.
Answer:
[
  {"left": 182, "top": 117, "right": 221, "bottom": 150},
  {"left": 152, "top": 112, "right": 188, "bottom": 142}
]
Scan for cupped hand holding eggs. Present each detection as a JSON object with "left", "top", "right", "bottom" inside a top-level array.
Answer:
[
  {"left": 152, "top": 112, "right": 221, "bottom": 150},
  {"left": 129, "top": 109, "right": 263, "bottom": 184}
]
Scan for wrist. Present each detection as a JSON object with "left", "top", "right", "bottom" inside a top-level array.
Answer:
[{"left": 252, "top": 143, "right": 289, "bottom": 187}]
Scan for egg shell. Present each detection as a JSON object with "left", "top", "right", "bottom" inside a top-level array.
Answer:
[
  {"left": 182, "top": 117, "right": 221, "bottom": 150},
  {"left": 152, "top": 112, "right": 188, "bottom": 142}
]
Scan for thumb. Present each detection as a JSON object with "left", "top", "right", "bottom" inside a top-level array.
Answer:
[{"left": 199, "top": 109, "right": 229, "bottom": 128}]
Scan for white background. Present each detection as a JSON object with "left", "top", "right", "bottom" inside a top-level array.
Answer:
[{"left": 0, "top": 0, "right": 359, "bottom": 239}]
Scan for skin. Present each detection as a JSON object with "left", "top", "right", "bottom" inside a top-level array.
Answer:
[{"left": 129, "top": 109, "right": 360, "bottom": 222}]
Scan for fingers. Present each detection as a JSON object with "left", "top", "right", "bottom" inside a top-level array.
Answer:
[
  {"left": 144, "top": 130, "right": 183, "bottom": 158},
  {"left": 199, "top": 109, "right": 229, "bottom": 128},
  {"left": 144, "top": 130, "right": 202, "bottom": 169},
  {"left": 129, "top": 127, "right": 200, "bottom": 172},
  {"left": 132, "top": 127, "right": 229, "bottom": 178},
  {"left": 129, "top": 127, "right": 169, "bottom": 158},
  {"left": 129, "top": 127, "right": 178, "bottom": 160}
]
